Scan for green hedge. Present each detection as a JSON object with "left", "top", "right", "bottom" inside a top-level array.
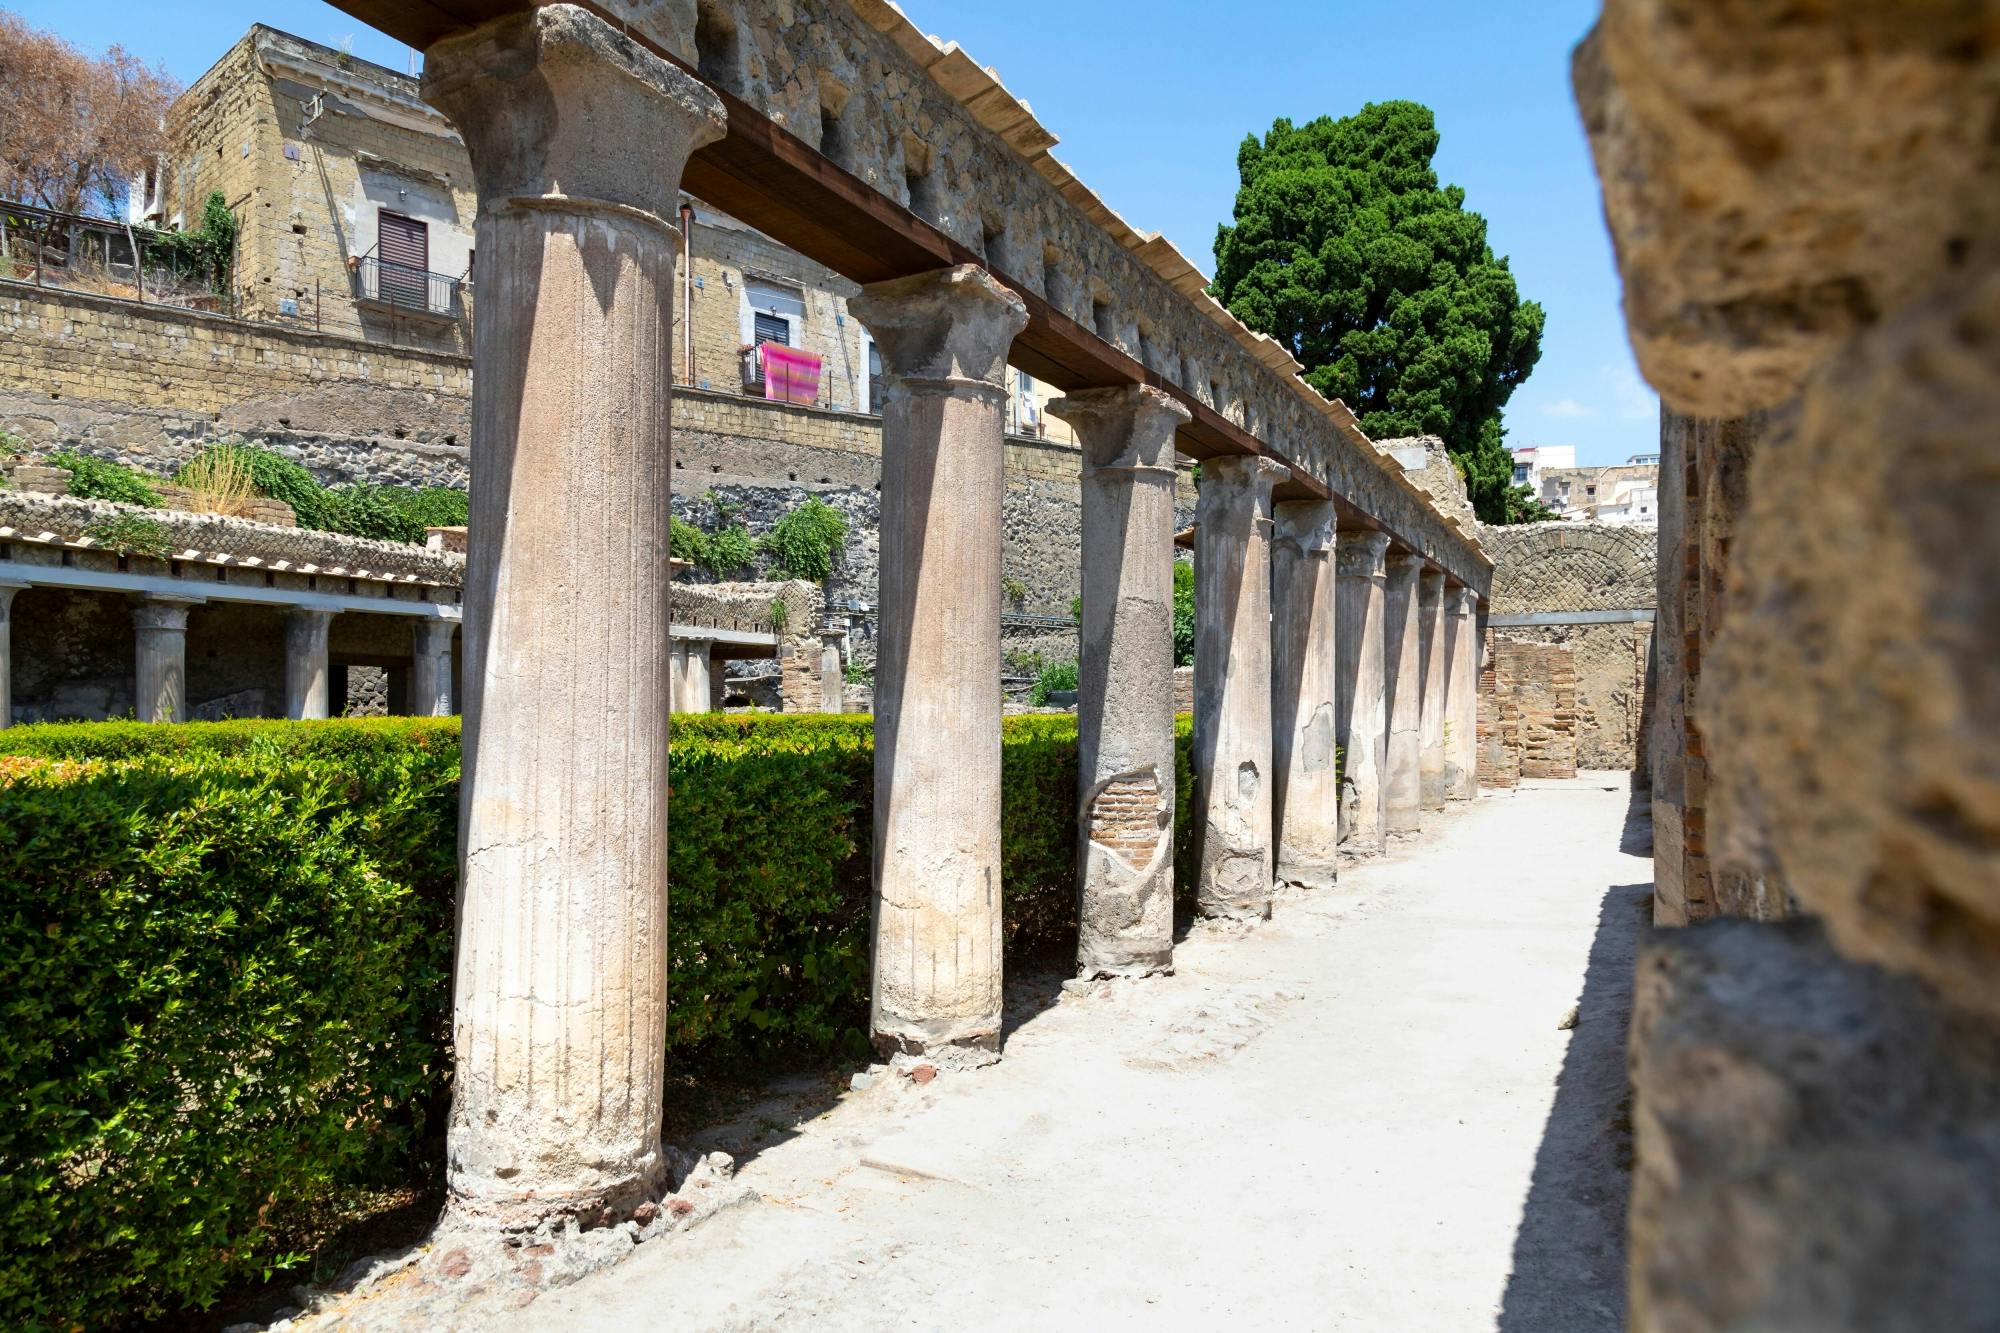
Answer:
[
  {"left": 0, "top": 744, "right": 457, "bottom": 1327},
  {"left": 0, "top": 711, "right": 1195, "bottom": 1325}
]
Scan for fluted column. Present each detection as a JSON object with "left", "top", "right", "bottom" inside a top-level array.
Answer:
[
  {"left": 411, "top": 619, "right": 455, "bottom": 717},
  {"left": 422, "top": 6, "right": 725, "bottom": 1226},
  {"left": 1193, "top": 454, "right": 1290, "bottom": 919},
  {"left": 1418, "top": 568, "right": 1448, "bottom": 811},
  {"left": 1383, "top": 551, "right": 1425, "bottom": 834},
  {"left": 0, "top": 584, "right": 20, "bottom": 728},
  {"left": 669, "top": 639, "right": 714, "bottom": 713},
  {"left": 133, "top": 598, "right": 197, "bottom": 723},
  {"left": 1445, "top": 584, "right": 1478, "bottom": 800},
  {"left": 1335, "top": 531, "right": 1390, "bottom": 853},
  {"left": 1271, "top": 500, "right": 1339, "bottom": 891},
  {"left": 1052, "top": 384, "right": 1190, "bottom": 978},
  {"left": 851, "top": 265, "right": 1028, "bottom": 1062},
  {"left": 284, "top": 609, "right": 334, "bottom": 720}
]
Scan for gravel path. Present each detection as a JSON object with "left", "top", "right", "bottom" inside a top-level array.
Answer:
[{"left": 508, "top": 777, "right": 1649, "bottom": 1332}]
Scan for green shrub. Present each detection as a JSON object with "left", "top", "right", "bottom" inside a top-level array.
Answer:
[
  {"left": 0, "top": 744, "right": 456, "bottom": 1327},
  {"left": 195, "top": 444, "right": 467, "bottom": 545},
  {"left": 1172, "top": 559, "right": 1196, "bottom": 666},
  {"left": 669, "top": 515, "right": 707, "bottom": 564},
  {"left": 46, "top": 450, "right": 160, "bottom": 507},
  {"left": 762, "top": 497, "right": 847, "bottom": 582},
  {"left": 226, "top": 444, "right": 328, "bottom": 527},
  {"left": 1031, "top": 659, "right": 1079, "bottom": 706},
  {"left": 701, "top": 524, "right": 758, "bottom": 577},
  {"left": 0, "top": 712, "right": 1202, "bottom": 1322},
  {"left": 85, "top": 513, "right": 172, "bottom": 559}
]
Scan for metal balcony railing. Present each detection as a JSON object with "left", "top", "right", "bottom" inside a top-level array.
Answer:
[{"left": 351, "top": 255, "right": 463, "bottom": 319}]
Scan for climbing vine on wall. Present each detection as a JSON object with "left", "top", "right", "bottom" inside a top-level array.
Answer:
[{"left": 141, "top": 191, "right": 238, "bottom": 294}]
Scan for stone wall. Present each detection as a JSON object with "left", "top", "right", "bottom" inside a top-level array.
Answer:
[
  {"left": 1577, "top": 2, "right": 2000, "bottom": 1326},
  {"left": 1475, "top": 627, "right": 1521, "bottom": 790},
  {"left": 1482, "top": 636, "right": 1579, "bottom": 781},
  {"left": 1481, "top": 521, "right": 1654, "bottom": 770},
  {"left": 0, "top": 281, "right": 472, "bottom": 487}
]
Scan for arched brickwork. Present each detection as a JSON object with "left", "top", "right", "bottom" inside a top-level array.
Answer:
[
  {"left": 1482, "top": 522, "right": 1655, "bottom": 615},
  {"left": 1478, "top": 522, "right": 1655, "bottom": 771}
]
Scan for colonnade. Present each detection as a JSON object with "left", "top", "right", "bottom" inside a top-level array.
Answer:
[
  {"left": 420, "top": 3, "right": 1485, "bottom": 1227},
  {"left": 0, "top": 589, "right": 455, "bottom": 727}
]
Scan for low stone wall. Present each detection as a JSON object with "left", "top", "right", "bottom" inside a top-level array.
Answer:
[{"left": 0, "top": 281, "right": 472, "bottom": 488}]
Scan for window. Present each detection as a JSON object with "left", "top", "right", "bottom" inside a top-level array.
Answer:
[
  {"left": 743, "top": 278, "right": 804, "bottom": 390},
  {"left": 376, "top": 209, "right": 429, "bottom": 307}
]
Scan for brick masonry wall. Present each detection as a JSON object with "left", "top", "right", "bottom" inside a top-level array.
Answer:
[
  {"left": 1477, "top": 627, "right": 1522, "bottom": 789},
  {"left": 1493, "top": 637, "right": 1579, "bottom": 780}
]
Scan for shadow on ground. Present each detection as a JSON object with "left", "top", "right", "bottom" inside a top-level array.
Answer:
[{"left": 1496, "top": 786, "right": 1654, "bottom": 1332}]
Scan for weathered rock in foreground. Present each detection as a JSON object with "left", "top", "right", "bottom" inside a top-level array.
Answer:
[{"left": 1628, "top": 921, "right": 2000, "bottom": 1332}]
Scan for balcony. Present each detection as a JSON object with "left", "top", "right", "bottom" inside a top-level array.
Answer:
[{"left": 350, "top": 255, "right": 464, "bottom": 322}]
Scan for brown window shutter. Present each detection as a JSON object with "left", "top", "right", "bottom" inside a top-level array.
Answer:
[{"left": 377, "top": 210, "right": 429, "bottom": 307}]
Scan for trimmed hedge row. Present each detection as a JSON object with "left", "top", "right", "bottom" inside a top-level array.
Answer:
[{"left": 0, "top": 712, "right": 1194, "bottom": 1326}]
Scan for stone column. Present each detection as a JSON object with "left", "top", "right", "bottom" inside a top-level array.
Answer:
[
  {"left": 283, "top": 609, "right": 334, "bottom": 720},
  {"left": 818, "top": 619, "right": 846, "bottom": 713},
  {"left": 133, "top": 598, "right": 197, "bottom": 724},
  {"left": 422, "top": 6, "right": 725, "bottom": 1226},
  {"left": 850, "top": 265, "right": 1027, "bottom": 1062},
  {"left": 1383, "top": 551, "right": 1425, "bottom": 834},
  {"left": 1444, "top": 584, "right": 1479, "bottom": 800},
  {"left": 0, "top": 584, "right": 20, "bottom": 728},
  {"left": 670, "top": 639, "right": 714, "bottom": 714},
  {"left": 1051, "top": 384, "right": 1190, "bottom": 978},
  {"left": 1417, "top": 568, "right": 1448, "bottom": 811},
  {"left": 1335, "top": 531, "right": 1391, "bottom": 853},
  {"left": 411, "top": 619, "right": 455, "bottom": 717},
  {"left": 1270, "top": 500, "right": 1339, "bottom": 891},
  {"left": 1193, "top": 454, "right": 1290, "bottom": 919}
]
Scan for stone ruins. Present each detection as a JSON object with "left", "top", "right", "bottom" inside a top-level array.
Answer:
[
  {"left": 1580, "top": 0, "right": 2000, "bottom": 1327},
  {"left": 251, "top": 0, "right": 1497, "bottom": 1229}
]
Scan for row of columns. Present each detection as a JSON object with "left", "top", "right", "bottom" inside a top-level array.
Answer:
[
  {"left": 419, "top": 2, "right": 1486, "bottom": 1229},
  {"left": 0, "top": 588, "right": 456, "bottom": 728},
  {"left": 1193, "top": 475, "right": 1484, "bottom": 910}
]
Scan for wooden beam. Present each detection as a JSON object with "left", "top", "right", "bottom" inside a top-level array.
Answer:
[{"left": 319, "top": 0, "right": 1405, "bottom": 531}]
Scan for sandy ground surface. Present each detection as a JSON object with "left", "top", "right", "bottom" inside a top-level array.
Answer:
[{"left": 503, "top": 776, "right": 1650, "bottom": 1332}]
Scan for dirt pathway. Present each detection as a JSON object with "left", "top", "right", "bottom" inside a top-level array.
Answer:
[{"left": 509, "top": 777, "right": 1649, "bottom": 1332}]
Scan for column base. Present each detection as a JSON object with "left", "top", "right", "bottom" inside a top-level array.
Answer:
[
  {"left": 446, "top": 1154, "right": 665, "bottom": 1232},
  {"left": 1076, "top": 950, "right": 1175, "bottom": 982},
  {"left": 874, "top": 1030, "right": 1002, "bottom": 1071},
  {"left": 1276, "top": 856, "right": 1338, "bottom": 892}
]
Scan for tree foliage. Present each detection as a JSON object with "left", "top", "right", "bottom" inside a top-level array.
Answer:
[
  {"left": 1212, "top": 102, "right": 1545, "bottom": 522},
  {"left": 0, "top": 12, "right": 178, "bottom": 216}
]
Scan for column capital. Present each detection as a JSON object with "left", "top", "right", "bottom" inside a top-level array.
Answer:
[
  {"left": 1336, "top": 529, "right": 1392, "bottom": 578},
  {"left": 1272, "top": 499, "right": 1336, "bottom": 556},
  {"left": 1197, "top": 453, "right": 1291, "bottom": 497},
  {"left": 414, "top": 618, "right": 457, "bottom": 652},
  {"left": 423, "top": 5, "right": 726, "bottom": 228},
  {"left": 286, "top": 606, "right": 336, "bottom": 625},
  {"left": 1050, "top": 384, "right": 1190, "bottom": 475},
  {"left": 1418, "top": 566, "right": 1447, "bottom": 607},
  {"left": 132, "top": 598, "right": 197, "bottom": 632},
  {"left": 1386, "top": 549, "right": 1429, "bottom": 577},
  {"left": 1445, "top": 584, "right": 1480, "bottom": 617},
  {"left": 850, "top": 265, "right": 1028, "bottom": 390}
]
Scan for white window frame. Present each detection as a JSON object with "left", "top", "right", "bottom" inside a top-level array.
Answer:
[{"left": 740, "top": 276, "right": 805, "bottom": 349}]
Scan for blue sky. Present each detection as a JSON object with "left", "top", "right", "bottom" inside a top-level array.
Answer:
[{"left": 11, "top": 0, "right": 1654, "bottom": 465}]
